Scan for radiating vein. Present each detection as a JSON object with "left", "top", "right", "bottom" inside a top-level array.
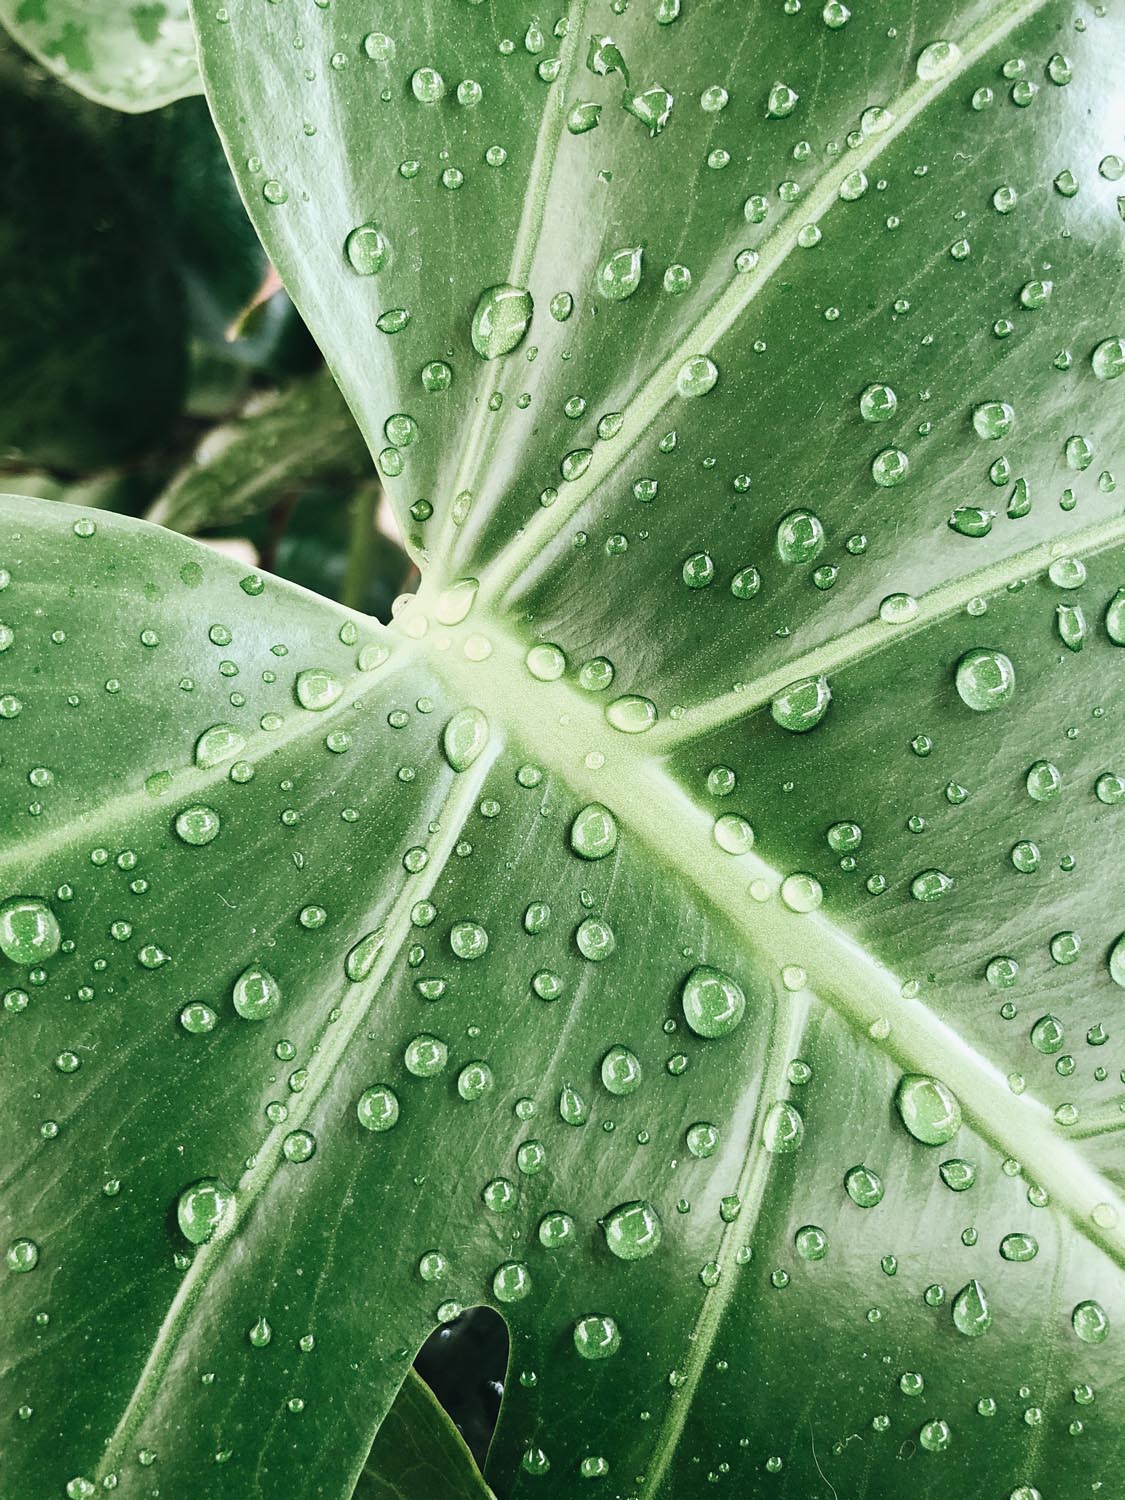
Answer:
[
  {"left": 430, "top": 0, "right": 592, "bottom": 567},
  {"left": 94, "top": 745, "right": 498, "bottom": 1481},
  {"left": 474, "top": 0, "right": 1053, "bottom": 606},
  {"left": 649, "top": 505, "right": 1125, "bottom": 751}
]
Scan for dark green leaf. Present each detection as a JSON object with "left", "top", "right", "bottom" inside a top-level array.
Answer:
[
  {"left": 354, "top": 1371, "right": 494, "bottom": 1500},
  {"left": 5, "top": 0, "right": 1125, "bottom": 1497},
  {"left": 0, "top": 0, "right": 199, "bottom": 112}
]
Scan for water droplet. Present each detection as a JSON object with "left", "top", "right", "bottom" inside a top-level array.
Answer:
[
  {"left": 574, "top": 1314, "right": 620, "bottom": 1358},
  {"left": 1072, "top": 1300, "right": 1109, "bottom": 1343},
  {"left": 283, "top": 1130, "right": 315, "bottom": 1162},
  {"left": 713, "top": 814, "right": 753, "bottom": 855},
  {"left": 174, "top": 805, "right": 220, "bottom": 846},
  {"left": 6, "top": 1238, "right": 39, "bottom": 1272},
  {"left": 571, "top": 804, "right": 618, "bottom": 860},
  {"left": 357, "top": 1085, "right": 399, "bottom": 1131},
  {"left": 845, "top": 1165, "right": 884, "bottom": 1207},
  {"left": 686, "top": 1122, "right": 719, "bottom": 1158},
  {"left": 492, "top": 1260, "right": 531, "bottom": 1303},
  {"left": 471, "top": 284, "right": 533, "bottom": 359},
  {"left": 1092, "top": 337, "right": 1125, "bottom": 381},
  {"left": 871, "top": 448, "right": 909, "bottom": 486},
  {"left": 780, "top": 873, "right": 822, "bottom": 913},
  {"left": 606, "top": 695, "right": 657, "bottom": 733},
  {"left": 952, "top": 1278, "right": 991, "bottom": 1336},
  {"left": 411, "top": 66, "right": 445, "bottom": 102},
  {"left": 195, "top": 723, "right": 246, "bottom": 768},
  {"left": 896, "top": 1074, "right": 961, "bottom": 1144},
  {"left": 1000, "top": 1232, "right": 1038, "bottom": 1262},
  {"left": 776, "top": 510, "right": 825, "bottom": 564},
  {"left": 345, "top": 930, "right": 384, "bottom": 983},
  {"left": 602, "top": 1200, "right": 662, "bottom": 1260},
  {"left": 601, "top": 1045, "right": 642, "bottom": 1096},
  {"left": 442, "top": 707, "right": 489, "bottom": 772},
  {"left": 763, "top": 1100, "right": 805, "bottom": 1153},
  {"left": 0, "top": 898, "right": 60, "bottom": 965},
  {"left": 770, "top": 675, "right": 831, "bottom": 732},
  {"left": 597, "top": 246, "right": 643, "bottom": 301},
  {"left": 955, "top": 649, "right": 1015, "bottom": 711},
  {"left": 676, "top": 356, "right": 719, "bottom": 397},
  {"left": 232, "top": 967, "right": 281, "bottom": 1021},
  {"left": 405, "top": 1034, "right": 448, "bottom": 1077},
  {"left": 859, "top": 383, "right": 897, "bottom": 422},
  {"left": 681, "top": 965, "right": 745, "bottom": 1038},
  {"left": 344, "top": 222, "right": 389, "bottom": 275},
  {"left": 915, "top": 40, "right": 961, "bottom": 80},
  {"left": 248, "top": 1316, "right": 272, "bottom": 1347},
  {"left": 1104, "top": 589, "right": 1125, "bottom": 644},
  {"left": 177, "top": 1179, "right": 235, "bottom": 1244},
  {"left": 766, "top": 80, "right": 799, "bottom": 117},
  {"left": 295, "top": 668, "right": 343, "bottom": 711}
]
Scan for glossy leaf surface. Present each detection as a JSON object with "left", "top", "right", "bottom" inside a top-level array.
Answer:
[
  {"left": 0, "top": 0, "right": 198, "bottom": 111},
  {"left": 4, "top": 0, "right": 1125, "bottom": 1496},
  {"left": 355, "top": 1371, "right": 494, "bottom": 1500}
]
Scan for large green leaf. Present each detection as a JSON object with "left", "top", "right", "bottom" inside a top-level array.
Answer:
[
  {"left": 4, "top": 0, "right": 1125, "bottom": 1497},
  {"left": 355, "top": 1370, "right": 494, "bottom": 1500},
  {"left": 0, "top": 0, "right": 199, "bottom": 112}
]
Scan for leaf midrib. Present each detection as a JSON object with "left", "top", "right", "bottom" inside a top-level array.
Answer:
[
  {"left": 409, "top": 602, "right": 1125, "bottom": 1275},
  {"left": 465, "top": 0, "right": 1053, "bottom": 607}
]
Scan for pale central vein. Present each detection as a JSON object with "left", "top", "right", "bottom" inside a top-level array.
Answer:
[
  {"left": 418, "top": 613, "right": 1125, "bottom": 1277},
  {"left": 473, "top": 0, "right": 1052, "bottom": 607}
]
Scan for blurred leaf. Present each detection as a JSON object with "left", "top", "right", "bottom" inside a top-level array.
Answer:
[
  {"left": 0, "top": 44, "right": 188, "bottom": 470},
  {"left": 0, "top": 0, "right": 199, "bottom": 112},
  {"left": 149, "top": 369, "right": 374, "bottom": 533},
  {"left": 353, "top": 1371, "right": 494, "bottom": 1500}
]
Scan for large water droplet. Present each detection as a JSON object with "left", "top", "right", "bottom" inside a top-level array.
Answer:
[
  {"left": 344, "top": 222, "right": 389, "bottom": 275},
  {"left": 471, "top": 284, "right": 533, "bottom": 359},
  {"left": 177, "top": 1179, "right": 235, "bottom": 1245},
  {"left": 174, "top": 805, "right": 220, "bottom": 846},
  {"left": 602, "top": 1200, "right": 662, "bottom": 1260},
  {"left": 770, "top": 675, "right": 831, "bottom": 732},
  {"left": 233, "top": 967, "right": 281, "bottom": 1021},
  {"left": 763, "top": 1100, "right": 805, "bottom": 1153},
  {"left": 597, "top": 246, "right": 643, "bottom": 300},
  {"left": 955, "top": 649, "right": 1015, "bottom": 711},
  {"left": 357, "top": 1085, "right": 399, "bottom": 1131},
  {"left": 681, "top": 965, "right": 745, "bottom": 1038},
  {"left": 845, "top": 1164, "right": 884, "bottom": 1207},
  {"left": 571, "top": 804, "right": 618, "bottom": 860},
  {"left": 295, "top": 668, "right": 343, "bottom": 711},
  {"left": 346, "top": 930, "right": 384, "bottom": 982},
  {"left": 442, "top": 707, "right": 489, "bottom": 771},
  {"left": 0, "top": 898, "right": 60, "bottom": 965},
  {"left": 195, "top": 723, "right": 246, "bottom": 769},
  {"left": 573, "top": 1314, "right": 620, "bottom": 1359},
  {"left": 601, "top": 1045, "right": 642, "bottom": 1096},
  {"left": 1072, "top": 1300, "right": 1109, "bottom": 1343},
  {"left": 952, "top": 1278, "right": 991, "bottom": 1336},
  {"left": 896, "top": 1074, "right": 961, "bottom": 1144}
]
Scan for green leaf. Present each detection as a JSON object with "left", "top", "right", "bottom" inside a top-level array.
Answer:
[
  {"left": 354, "top": 1371, "right": 494, "bottom": 1500},
  {"left": 6, "top": 1, "right": 1125, "bottom": 1497},
  {"left": 149, "top": 370, "right": 374, "bottom": 535},
  {"left": 0, "top": 49, "right": 187, "bottom": 470},
  {"left": 0, "top": 0, "right": 199, "bottom": 112}
]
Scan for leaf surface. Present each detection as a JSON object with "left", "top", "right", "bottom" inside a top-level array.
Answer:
[
  {"left": 0, "top": 0, "right": 199, "bottom": 112},
  {"left": 354, "top": 1370, "right": 494, "bottom": 1500},
  {"left": 5, "top": 0, "right": 1125, "bottom": 1497}
]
